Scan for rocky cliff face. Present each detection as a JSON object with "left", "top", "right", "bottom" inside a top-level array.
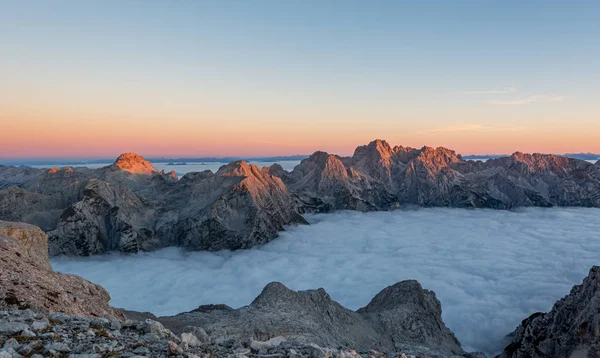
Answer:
[
  {"left": 140, "top": 280, "right": 481, "bottom": 357},
  {"left": 48, "top": 179, "right": 157, "bottom": 256},
  {"left": 498, "top": 266, "right": 600, "bottom": 358},
  {"left": 0, "top": 221, "right": 122, "bottom": 318},
  {"left": 285, "top": 151, "right": 397, "bottom": 212},
  {"left": 156, "top": 161, "right": 307, "bottom": 251}
]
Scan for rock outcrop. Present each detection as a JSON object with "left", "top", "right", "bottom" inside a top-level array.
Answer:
[
  {"left": 142, "top": 281, "right": 481, "bottom": 357},
  {"left": 0, "top": 221, "right": 122, "bottom": 318},
  {"left": 498, "top": 266, "right": 600, "bottom": 358}
]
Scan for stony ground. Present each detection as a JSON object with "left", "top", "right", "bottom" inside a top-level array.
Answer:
[{"left": 0, "top": 307, "right": 426, "bottom": 358}]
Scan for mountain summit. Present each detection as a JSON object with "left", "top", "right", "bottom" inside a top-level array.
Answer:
[
  {"left": 1, "top": 139, "right": 600, "bottom": 256},
  {"left": 113, "top": 153, "right": 158, "bottom": 175}
]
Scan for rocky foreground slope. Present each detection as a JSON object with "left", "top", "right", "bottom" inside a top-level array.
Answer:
[
  {"left": 1, "top": 140, "right": 600, "bottom": 256},
  {"left": 0, "top": 220, "right": 483, "bottom": 357},
  {"left": 498, "top": 266, "right": 600, "bottom": 357},
  {"left": 0, "top": 220, "right": 598, "bottom": 357}
]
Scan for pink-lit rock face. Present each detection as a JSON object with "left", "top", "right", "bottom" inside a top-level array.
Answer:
[{"left": 113, "top": 153, "right": 158, "bottom": 175}]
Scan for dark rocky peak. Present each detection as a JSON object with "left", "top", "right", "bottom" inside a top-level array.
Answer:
[
  {"left": 262, "top": 163, "right": 288, "bottom": 179},
  {"left": 113, "top": 152, "right": 158, "bottom": 175},
  {"left": 358, "top": 280, "right": 440, "bottom": 314},
  {"left": 0, "top": 165, "right": 46, "bottom": 187},
  {"left": 158, "top": 169, "right": 178, "bottom": 180},
  {"left": 179, "top": 170, "right": 215, "bottom": 184},
  {"left": 46, "top": 166, "right": 74, "bottom": 175},
  {"left": 215, "top": 161, "right": 289, "bottom": 195},
  {"left": 358, "top": 280, "right": 464, "bottom": 355},
  {"left": 351, "top": 140, "right": 400, "bottom": 181},
  {"left": 412, "top": 146, "right": 463, "bottom": 173},
  {"left": 37, "top": 166, "right": 84, "bottom": 185},
  {"left": 499, "top": 266, "right": 600, "bottom": 357},
  {"left": 510, "top": 151, "right": 571, "bottom": 170},
  {"left": 250, "top": 282, "right": 333, "bottom": 310},
  {"left": 393, "top": 145, "right": 421, "bottom": 163},
  {"left": 216, "top": 160, "right": 260, "bottom": 178},
  {"left": 481, "top": 152, "right": 589, "bottom": 177},
  {"left": 417, "top": 145, "right": 461, "bottom": 162},
  {"left": 167, "top": 170, "right": 178, "bottom": 179},
  {"left": 161, "top": 280, "right": 474, "bottom": 357},
  {"left": 596, "top": 159, "right": 600, "bottom": 166},
  {"left": 287, "top": 152, "right": 351, "bottom": 194},
  {"left": 352, "top": 139, "right": 396, "bottom": 163}
]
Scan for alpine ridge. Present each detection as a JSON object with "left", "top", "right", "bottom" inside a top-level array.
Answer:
[{"left": 1, "top": 139, "right": 600, "bottom": 255}]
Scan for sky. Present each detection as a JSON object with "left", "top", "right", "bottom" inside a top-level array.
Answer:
[{"left": 1, "top": 1, "right": 599, "bottom": 159}]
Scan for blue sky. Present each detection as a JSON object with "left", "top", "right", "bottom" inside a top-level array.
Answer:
[{"left": 1, "top": 1, "right": 599, "bottom": 157}]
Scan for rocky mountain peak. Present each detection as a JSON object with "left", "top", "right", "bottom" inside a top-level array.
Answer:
[
  {"left": 499, "top": 266, "right": 600, "bottom": 357},
  {"left": 113, "top": 153, "right": 158, "bottom": 175},
  {"left": 596, "top": 159, "right": 600, "bottom": 166},
  {"left": 215, "top": 160, "right": 256, "bottom": 177},
  {"left": 359, "top": 280, "right": 439, "bottom": 313},
  {"left": 353, "top": 139, "right": 395, "bottom": 162},
  {"left": 250, "top": 282, "right": 331, "bottom": 309},
  {"left": 507, "top": 152, "right": 572, "bottom": 173},
  {"left": 414, "top": 146, "right": 462, "bottom": 172}
]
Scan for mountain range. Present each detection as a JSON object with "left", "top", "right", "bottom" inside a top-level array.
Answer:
[{"left": 1, "top": 139, "right": 600, "bottom": 256}]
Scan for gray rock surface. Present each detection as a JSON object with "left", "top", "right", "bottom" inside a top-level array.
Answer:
[
  {"left": 2, "top": 306, "right": 471, "bottom": 358},
  {"left": 136, "top": 281, "right": 480, "bottom": 357},
  {"left": 0, "top": 221, "right": 122, "bottom": 318},
  {"left": 498, "top": 266, "right": 600, "bottom": 357}
]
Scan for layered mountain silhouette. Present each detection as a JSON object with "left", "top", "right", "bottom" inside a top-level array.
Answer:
[{"left": 1, "top": 139, "right": 599, "bottom": 256}]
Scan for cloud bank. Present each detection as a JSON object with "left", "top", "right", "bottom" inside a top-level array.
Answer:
[{"left": 52, "top": 208, "right": 600, "bottom": 356}]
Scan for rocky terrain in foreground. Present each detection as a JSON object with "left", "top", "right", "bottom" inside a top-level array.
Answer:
[
  {"left": 2, "top": 140, "right": 600, "bottom": 256},
  {"left": 0, "top": 220, "right": 485, "bottom": 357},
  {"left": 1, "top": 220, "right": 599, "bottom": 357},
  {"left": 498, "top": 266, "right": 600, "bottom": 357}
]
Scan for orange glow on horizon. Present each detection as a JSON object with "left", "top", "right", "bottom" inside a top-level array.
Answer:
[{"left": 2, "top": 91, "right": 599, "bottom": 159}]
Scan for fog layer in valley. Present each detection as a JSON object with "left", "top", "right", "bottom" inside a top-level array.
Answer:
[{"left": 52, "top": 208, "right": 600, "bottom": 356}]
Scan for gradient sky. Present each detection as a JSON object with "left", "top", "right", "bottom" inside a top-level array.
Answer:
[{"left": 1, "top": 1, "right": 599, "bottom": 158}]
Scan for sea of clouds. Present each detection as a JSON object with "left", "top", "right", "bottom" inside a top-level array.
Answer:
[{"left": 52, "top": 207, "right": 600, "bottom": 356}]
